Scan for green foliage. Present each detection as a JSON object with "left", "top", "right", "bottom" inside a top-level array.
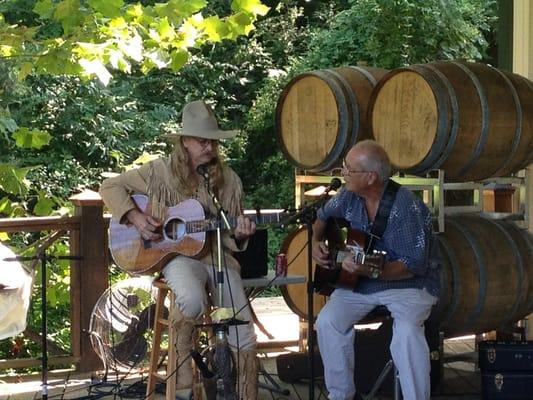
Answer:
[
  {"left": 12, "top": 127, "right": 51, "bottom": 149},
  {"left": 0, "top": 0, "right": 270, "bottom": 84},
  {"left": 302, "top": 0, "right": 498, "bottom": 70}
]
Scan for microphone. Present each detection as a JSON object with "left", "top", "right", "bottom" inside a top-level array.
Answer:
[
  {"left": 323, "top": 177, "right": 342, "bottom": 196},
  {"left": 196, "top": 158, "right": 217, "bottom": 179}
]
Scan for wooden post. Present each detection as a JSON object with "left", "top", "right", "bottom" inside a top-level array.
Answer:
[
  {"left": 69, "top": 190, "right": 108, "bottom": 372},
  {"left": 513, "top": 0, "right": 533, "bottom": 339}
]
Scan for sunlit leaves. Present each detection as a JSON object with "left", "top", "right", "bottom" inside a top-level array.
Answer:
[
  {"left": 117, "top": 33, "right": 143, "bottom": 62},
  {"left": 12, "top": 127, "right": 51, "bottom": 149},
  {"left": 3, "top": 0, "right": 269, "bottom": 84},
  {"left": 33, "top": 190, "right": 55, "bottom": 216},
  {"left": 78, "top": 58, "right": 112, "bottom": 85},
  {"left": 0, "top": 163, "right": 32, "bottom": 196},
  {"left": 203, "top": 16, "right": 223, "bottom": 41},
  {"left": 0, "top": 196, "right": 13, "bottom": 216},
  {"left": 232, "top": 0, "right": 269, "bottom": 16},
  {"left": 156, "top": 17, "right": 176, "bottom": 42}
]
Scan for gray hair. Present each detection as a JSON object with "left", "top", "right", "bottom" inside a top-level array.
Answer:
[{"left": 355, "top": 140, "right": 391, "bottom": 182}]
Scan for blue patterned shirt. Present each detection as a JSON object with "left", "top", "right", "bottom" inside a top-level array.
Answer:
[{"left": 317, "top": 185, "right": 440, "bottom": 296}]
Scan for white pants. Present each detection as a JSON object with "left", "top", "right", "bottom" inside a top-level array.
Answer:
[
  {"left": 163, "top": 255, "right": 257, "bottom": 351},
  {"left": 316, "top": 288, "right": 437, "bottom": 400}
]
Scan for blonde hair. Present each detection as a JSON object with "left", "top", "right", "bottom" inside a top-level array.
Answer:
[{"left": 169, "top": 138, "right": 225, "bottom": 195}]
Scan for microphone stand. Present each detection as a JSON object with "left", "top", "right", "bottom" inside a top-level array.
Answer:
[
  {"left": 199, "top": 167, "right": 243, "bottom": 400},
  {"left": 280, "top": 191, "right": 333, "bottom": 400},
  {"left": 3, "top": 253, "right": 82, "bottom": 400}
]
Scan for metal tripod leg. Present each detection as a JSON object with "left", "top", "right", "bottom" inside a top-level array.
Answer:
[
  {"left": 363, "top": 359, "right": 401, "bottom": 400},
  {"left": 257, "top": 360, "right": 291, "bottom": 396}
]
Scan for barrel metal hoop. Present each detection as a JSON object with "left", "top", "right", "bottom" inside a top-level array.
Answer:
[
  {"left": 404, "top": 65, "right": 451, "bottom": 175},
  {"left": 434, "top": 234, "right": 461, "bottom": 328},
  {"left": 492, "top": 220, "right": 525, "bottom": 329},
  {"left": 447, "top": 217, "right": 487, "bottom": 326},
  {"left": 325, "top": 68, "right": 360, "bottom": 150},
  {"left": 311, "top": 70, "right": 351, "bottom": 172},
  {"left": 347, "top": 65, "right": 378, "bottom": 86},
  {"left": 423, "top": 62, "right": 460, "bottom": 170},
  {"left": 451, "top": 62, "right": 490, "bottom": 179},
  {"left": 491, "top": 68, "right": 522, "bottom": 177}
]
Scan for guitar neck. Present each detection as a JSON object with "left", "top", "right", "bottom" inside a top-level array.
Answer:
[{"left": 185, "top": 212, "right": 284, "bottom": 233}]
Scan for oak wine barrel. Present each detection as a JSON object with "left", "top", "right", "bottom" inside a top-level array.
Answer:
[
  {"left": 369, "top": 61, "right": 533, "bottom": 181},
  {"left": 276, "top": 66, "right": 388, "bottom": 172},
  {"left": 279, "top": 216, "right": 533, "bottom": 339},
  {"left": 430, "top": 216, "right": 533, "bottom": 337}
]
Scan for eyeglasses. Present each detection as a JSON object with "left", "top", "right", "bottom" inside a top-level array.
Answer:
[
  {"left": 342, "top": 161, "right": 372, "bottom": 175},
  {"left": 194, "top": 138, "right": 219, "bottom": 148}
]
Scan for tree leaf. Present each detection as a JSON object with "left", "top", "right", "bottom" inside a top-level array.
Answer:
[
  {"left": 169, "top": 48, "right": 188, "bottom": 71},
  {"left": 0, "top": 116, "right": 18, "bottom": 134},
  {"left": 34, "top": 191, "right": 55, "bottom": 216},
  {"left": 12, "top": 127, "right": 51, "bottom": 149},
  {"left": 18, "top": 62, "right": 34, "bottom": 81},
  {"left": 232, "top": 0, "right": 270, "bottom": 16},
  {"left": 117, "top": 34, "right": 144, "bottom": 62},
  {"left": 53, "top": 0, "right": 85, "bottom": 35},
  {"left": 87, "top": 0, "right": 124, "bottom": 18},
  {"left": 203, "top": 16, "right": 223, "bottom": 42},
  {"left": 0, "top": 196, "right": 13, "bottom": 215},
  {"left": 0, "top": 164, "right": 32, "bottom": 196},
  {"left": 33, "top": 0, "right": 55, "bottom": 19},
  {"left": 79, "top": 58, "right": 113, "bottom": 85}
]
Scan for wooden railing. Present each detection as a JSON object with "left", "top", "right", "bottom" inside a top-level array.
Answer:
[{"left": 0, "top": 190, "right": 109, "bottom": 372}]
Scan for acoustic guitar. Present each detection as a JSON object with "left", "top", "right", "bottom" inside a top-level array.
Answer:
[
  {"left": 313, "top": 228, "right": 386, "bottom": 296},
  {"left": 109, "top": 194, "right": 287, "bottom": 274}
]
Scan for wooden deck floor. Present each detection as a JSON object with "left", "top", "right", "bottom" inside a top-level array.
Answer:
[{"left": 1, "top": 297, "right": 483, "bottom": 400}]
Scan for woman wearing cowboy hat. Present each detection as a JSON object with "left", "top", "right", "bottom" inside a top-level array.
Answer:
[{"left": 100, "top": 100, "right": 259, "bottom": 398}]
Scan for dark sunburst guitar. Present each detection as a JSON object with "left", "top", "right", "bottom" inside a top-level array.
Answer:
[
  {"left": 313, "top": 229, "right": 386, "bottom": 296},
  {"left": 109, "top": 194, "right": 287, "bottom": 275}
]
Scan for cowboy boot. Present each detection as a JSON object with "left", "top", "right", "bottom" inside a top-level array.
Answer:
[
  {"left": 171, "top": 315, "right": 196, "bottom": 390},
  {"left": 236, "top": 349, "right": 259, "bottom": 400}
]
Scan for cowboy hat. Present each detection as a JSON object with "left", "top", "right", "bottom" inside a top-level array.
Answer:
[{"left": 166, "top": 100, "right": 238, "bottom": 140}]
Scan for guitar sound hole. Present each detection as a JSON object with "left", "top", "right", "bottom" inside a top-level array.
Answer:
[{"left": 164, "top": 218, "right": 186, "bottom": 241}]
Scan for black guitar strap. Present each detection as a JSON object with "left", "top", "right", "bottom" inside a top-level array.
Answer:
[{"left": 364, "top": 179, "right": 400, "bottom": 253}]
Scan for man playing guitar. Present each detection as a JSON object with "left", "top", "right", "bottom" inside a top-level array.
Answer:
[
  {"left": 312, "top": 140, "right": 440, "bottom": 400},
  {"left": 99, "top": 100, "right": 259, "bottom": 398}
]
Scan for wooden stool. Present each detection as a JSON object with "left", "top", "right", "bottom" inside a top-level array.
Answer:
[{"left": 145, "top": 279, "right": 205, "bottom": 400}]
